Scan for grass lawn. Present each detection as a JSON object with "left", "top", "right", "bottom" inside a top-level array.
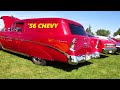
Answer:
[{"left": 0, "top": 50, "right": 120, "bottom": 79}]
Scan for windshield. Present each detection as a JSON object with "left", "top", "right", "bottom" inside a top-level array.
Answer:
[{"left": 69, "top": 24, "right": 87, "bottom": 36}]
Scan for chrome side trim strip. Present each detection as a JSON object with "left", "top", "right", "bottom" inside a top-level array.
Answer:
[
  {"left": 2, "top": 47, "right": 29, "bottom": 57},
  {"left": 0, "top": 37, "right": 69, "bottom": 58},
  {"left": 25, "top": 40, "right": 70, "bottom": 58}
]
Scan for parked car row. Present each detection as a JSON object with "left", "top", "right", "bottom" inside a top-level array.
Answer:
[
  {"left": 111, "top": 38, "right": 120, "bottom": 52},
  {"left": 93, "top": 35, "right": 120, "bottom": 53},
  {"left": 88, "top": 34, "right": 120, "bottom": 53},
  {"left": 0, "top": 16, "right": 118, "bottom": 66},
  {"left": 87, "top": 34, "right": 117, "bottom": 54}
]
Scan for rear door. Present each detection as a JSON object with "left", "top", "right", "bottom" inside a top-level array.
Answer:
[
  {"left": 4, "top": 22, "right": 25, "bottom": 52},
  {"left": 11, "top": 22, "right": 25, "bottom": 52}
]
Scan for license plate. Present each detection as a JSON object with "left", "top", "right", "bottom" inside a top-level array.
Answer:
[{"left": 109, "top": 51, "right": 112, "bottom": 53}]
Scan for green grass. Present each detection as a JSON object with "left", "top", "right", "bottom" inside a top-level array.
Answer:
[
  {"left": 117, "top": 38, "right": 120, "bottom": 40},
  {"left": 0, "top": 50, "right": 120, "bottom": 79}
]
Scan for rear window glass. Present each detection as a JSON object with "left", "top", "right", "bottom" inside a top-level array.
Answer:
[{"left": 69, "top": 24, "right": 87, "bottom": 36}]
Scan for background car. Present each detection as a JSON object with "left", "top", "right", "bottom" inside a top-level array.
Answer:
[
  {"left": 111, "top": 38, "right": 120, "bottom": 52},
  {"left": 87, "top": 33, "right": 117, "bottom": 54}
]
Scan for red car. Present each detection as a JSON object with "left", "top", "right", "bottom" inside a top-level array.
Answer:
[
  {"left": 111, "top": 38, "right": 120, "bottom": 43},
  {"left": 87, "top": 33, "right": 117, "bottom": 54},
  {"left": 111, "top": 38, "right": 120, "bottom": 52},
  {"left": 0, "top": 16, "right": 100, "bottom": 66}
]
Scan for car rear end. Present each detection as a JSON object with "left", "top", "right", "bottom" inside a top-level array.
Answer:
[
  {"left": 111, "top": 38, "right": 120, "bottom": 52},
  {"left": 63, "top": 20, "right": 100, "bottom": 65},
  {"left": 98, "top": 38, "right": 117, "bottom": 54}
]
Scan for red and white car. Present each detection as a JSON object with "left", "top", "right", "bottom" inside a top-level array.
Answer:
[
  {"left": 111, "top": 38, "right": 120, "bottom": 52},
  {"left": 87, "top": 33, "right": 117, "bottom": 54}
]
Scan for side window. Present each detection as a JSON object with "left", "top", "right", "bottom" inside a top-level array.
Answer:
[
  {"left": 9, "top": 23, "right": 16, "bottom": 32},
  {"left": 13, "top": 22, "right": 24, "bottom": 32},
  {"left": 69, "top": 24, "right": 87, "bottom": 36}
]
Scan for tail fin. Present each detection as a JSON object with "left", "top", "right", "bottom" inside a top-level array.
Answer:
[{"left": 0, "top": 16, "right": 20, "bottom": 31}]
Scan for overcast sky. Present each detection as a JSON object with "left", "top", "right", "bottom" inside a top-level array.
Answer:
[{"left": 0, "top": 11, "right": 120, "bottom": 37}]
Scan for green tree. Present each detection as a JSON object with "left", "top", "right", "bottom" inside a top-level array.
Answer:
[
  {"left": 96, "top": 29, "right": 110, "bottom": 37},
  {"left": 86, "top": 25, "right": 94, "bottom": 35},
  {"left": 113, "top": 28, "right": 120, "bottom": 36}
]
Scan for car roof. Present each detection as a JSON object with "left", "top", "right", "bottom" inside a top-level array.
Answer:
[{"left": 18, "top": 17, "right": 83, "bottom": 27}]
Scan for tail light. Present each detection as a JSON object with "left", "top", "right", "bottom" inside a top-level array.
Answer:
[
  {"left": 98, "top": 40, "right": 103, "bottom": 47},
  {"left": 70, "top": 38, "right": 77, "bottom": 51},
  {"left": 95, "top": 40, "right": 99, "bottom": 49}
]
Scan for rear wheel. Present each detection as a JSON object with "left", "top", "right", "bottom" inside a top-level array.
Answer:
[{"left": 31, "top": 57, "right": 47, "bottom": 66}]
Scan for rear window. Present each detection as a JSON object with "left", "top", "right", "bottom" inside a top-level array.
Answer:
[{"left": 69, "top": 24, "right": 87, "bottom": 36}]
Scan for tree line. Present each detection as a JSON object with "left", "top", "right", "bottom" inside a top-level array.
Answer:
[{"left": 86, "top": 25, "right": 120, "bottom": 37}]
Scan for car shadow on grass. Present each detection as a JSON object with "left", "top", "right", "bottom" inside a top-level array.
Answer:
[
  {"left": 99, "top": 54, "right": 109, "bottom": 59},
  {"left": 47, "top": 61, "right": 93, "bottom": 72},
  {"left": 112, "top": 52, "right": 120, "bottom": 55},
  {"left": 100, "top": 52, "right": 120, "bottom": 57},
  {"left": 3, "top": 50, "right": 31, "bottom": 60},
  {"left": 3, "top": 50, "right": 93, "bottom": 72}
]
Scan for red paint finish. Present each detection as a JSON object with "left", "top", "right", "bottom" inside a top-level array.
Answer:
[
  {"left": 0, "top": 16, "right": 98, "bottom": 65},
  {"left": 1, "top": 16, "right": 19, "bottom": 31},
  {"left": 111, "top": 38, "right": 120, "bottom": 43}
]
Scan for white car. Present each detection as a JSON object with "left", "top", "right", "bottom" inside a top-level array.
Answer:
[{"left": 96, "top": 36, "right": 110, "bottom": 40}]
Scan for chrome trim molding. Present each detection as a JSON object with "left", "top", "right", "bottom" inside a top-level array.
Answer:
[
  {"left": 0, "top": 38, "right": 69, "bottom": 59},
  {"left": 28, "top": 40, "right": 69, "bottom": 58},
  {"left": 90, "top": 51, "right": 100, "bottom": 58},
  {"left": 2, "top": 47, "right": 29, "bottom": 57},
  {"left": 68, "top": 55, "right": 86, "bottom": 65}
]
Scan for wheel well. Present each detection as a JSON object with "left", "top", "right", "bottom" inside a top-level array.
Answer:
[{"left": 29, "top": 47, "right": 53, "bottom": 61}]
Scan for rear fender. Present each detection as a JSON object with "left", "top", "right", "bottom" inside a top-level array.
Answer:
[
  {"left": 29, "top": 46, "right": 53, "bottom": 61},
  {"left": 0, "top": 16, "right": 20, "bottom": 31}
]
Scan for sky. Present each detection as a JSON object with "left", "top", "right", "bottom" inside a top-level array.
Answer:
[{"left": 0, "top": 11, "right": 120, "bottom": 37}]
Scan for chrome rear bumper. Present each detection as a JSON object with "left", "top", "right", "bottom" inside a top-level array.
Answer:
[
  {"left": 102, "top": 48, "right": 117, "bottom": 54},
  {"left": 68, "top": 52, "right": 100, "bottom": 65}
]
